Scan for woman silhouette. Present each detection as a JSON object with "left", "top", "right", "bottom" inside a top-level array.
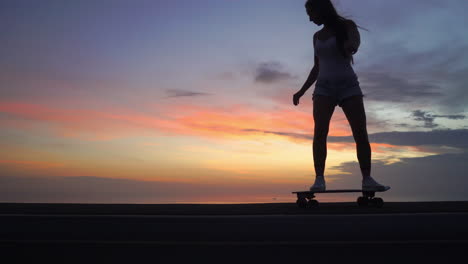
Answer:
[{"left": 293, "top": 0, "right": 389, "bottom": 192}]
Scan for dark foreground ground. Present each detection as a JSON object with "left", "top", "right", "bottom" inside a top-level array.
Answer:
[
  {"left": 1, "top": 201, "right": 468, "bottom": 263},
  {"left": 2, "top": 201, "right": 468, "bottom": 215}
]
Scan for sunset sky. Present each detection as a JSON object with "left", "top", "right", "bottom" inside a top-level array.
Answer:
[{"left": 1, "top": 0, "right": 467, "bottom": 203}]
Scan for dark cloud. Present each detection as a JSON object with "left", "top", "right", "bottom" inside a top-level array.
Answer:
[
  {"left": 394, "top": 123, "right": 412, "bottom": 128},
  {"left": 367, "top": 129, "right": 468, "bottom": 149},
  {"left": 411, "top": 110, "right": 438, "bottom": 128},
  {"left": 254, "top": 61, "right": 295, "bottom": 84},
  {"left": 347, "top": 42, "right": 468, "bottom": 113},
  {"left": 164, "top": 89, "right": 211, "bottom": 98},
  {"left": 411, "top": 110, "right": 466, "bottom": 129},
  {"left": 242, "top": 128, "right": 468, "bottom": 149},
  {"left": 359, "top": 71, "right": 444, "bottom": 103},
  {"left": 242, "top": 128, "right": 311, "bottom": 141},
  {"left": 349, "top": 1, "right": 468, "bottom": 113},
  {"left": 433, "top": 114, "right": 466, "bottom": 120},
  {"left": 328, "top": 151, "right": 468, "bottom": 201}
]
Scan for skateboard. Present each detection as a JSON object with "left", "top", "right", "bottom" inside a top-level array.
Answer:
[{"left": 292, "top": 187, "right": 390, "bottom": 208}]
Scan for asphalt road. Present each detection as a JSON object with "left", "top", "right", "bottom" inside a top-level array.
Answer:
[{"left": 1, "top": 202, "right": 467, "bottom": 263}]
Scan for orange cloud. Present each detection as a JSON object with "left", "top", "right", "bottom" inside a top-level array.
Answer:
[
  {"left": 370, "top": 142, "right": 403, "bottom": 153},
  {"left": 0, "top": 159, "right": 65, "bottom": 169},
  {"left": 0, "top": 100, "right": 352, "bottom": 142}
]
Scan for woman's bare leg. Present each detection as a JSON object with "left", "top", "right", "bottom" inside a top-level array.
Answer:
[
  {"left": 313, "top": 95, "right": 336, "bottom": 177},
  {"left": 340, "top": 95, "right": 372, "bottom": 179}
]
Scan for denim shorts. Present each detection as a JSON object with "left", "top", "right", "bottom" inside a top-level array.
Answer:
[{"left": 312, "top": 77, "right": 364, "bottom": 107}]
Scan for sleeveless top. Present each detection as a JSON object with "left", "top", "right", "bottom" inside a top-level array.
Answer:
[{"left": 314, "top": 35, "right": 358, "bottom": 86}]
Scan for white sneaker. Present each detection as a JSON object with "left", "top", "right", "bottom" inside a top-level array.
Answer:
[
  {"left": 362, "top": 176, "right": 390, "bottom": 191},
  {"left": 309, "top": 176, "right": 326, "bottom": 191}
]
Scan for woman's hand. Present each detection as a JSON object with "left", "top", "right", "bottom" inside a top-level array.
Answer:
[{"left": 293, "top": 91, "right": 304, "bottom": 106}]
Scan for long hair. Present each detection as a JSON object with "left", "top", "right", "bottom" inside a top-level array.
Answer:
[{"left": 305, "top": 0, "right": 367, "bottom": 64}]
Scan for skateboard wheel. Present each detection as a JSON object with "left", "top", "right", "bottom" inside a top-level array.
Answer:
[
  {"left": 307, "top": 199, "right": 319, "bottom": 208},
  {"left": 371, "top": 197, "right": 384, "bottom": 208},
  {"left": 296, "top": 198, "right": 307, "bottom": 208},
  {"left": 357, "top": 196, "right": 369, "bottom": 206}
]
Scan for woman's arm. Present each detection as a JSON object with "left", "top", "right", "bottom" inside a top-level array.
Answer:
[
  {"left": 298, "top": 64, "right": 319, "bottom": 95},
  {"left": 298, "top": 33, "right": 320, "bottom": 95},
  {"left": 344, "top": 20, "right": 360, "bottom": 55},
  {"left": 293, "top": 33, "right": 320, "bottom": 105}
]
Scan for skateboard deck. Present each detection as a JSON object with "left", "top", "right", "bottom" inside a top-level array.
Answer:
[{"left": 292, "top": 187, "right": 390, "bottom": 208}]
